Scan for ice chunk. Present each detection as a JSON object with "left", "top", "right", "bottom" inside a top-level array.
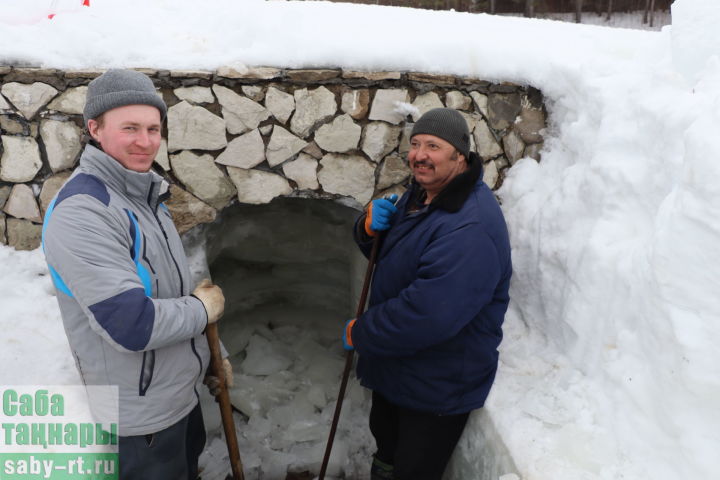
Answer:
[
  {"left": 241, "top": 334, "right": 293, "bottom": 375},
  {"left": 321, "top": 398, "right": 353, "bottom": 426},
  {"left": 288, "top": 335, "right": 326, "bottom": 363},
  {"left": 267, "top": 397, "right": 316, "bottom": 429},
  {"left": 258, "top": 447, "right": 296, "bottom": 480},
  {"left": 197, "top": 436, "right": 231, "bottom": 480},
  {"left": 228, "top": 382, "right": 263, "bottom": 418},
  {"left": 218, "top": 321, "right": 253, "bottom": 357},
  {"left": 347, "top": 380, "right": 369, "bottom": 407},
  {"left": 289, "top": 438, "right": 348, "bottom": 477},
  {"left": 264, "top": 370, "right": 300, "bottom": 394},
  {"left": 285, "top": 419, "right": 327, "bottom": 444},
  {"left": 306, "top": 384, "right": 327, "bottom": 409},
  {"left": 238, "top": 447, "right": 261, "bottom": 472},
  {"left": 229, "top": 373, "right": 294, "bottom": 418},
  {"left": 302, "top": 351, "right": 344, "bottom": 386},
  {"left": 244, "top": 415, "right": 272, "bottom": 446},
  {"left": 269, "top": 417, "right": 326, "bottom": 451}
]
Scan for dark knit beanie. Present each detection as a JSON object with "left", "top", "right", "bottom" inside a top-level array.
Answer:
[
  {"left": 410, "top": 108, "right": 471, "bottom": 159},
  {"left": 83, "top": 69, "right": 167, "bottom": 127}
]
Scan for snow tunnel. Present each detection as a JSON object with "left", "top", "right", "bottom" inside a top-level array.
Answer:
[{"left": 194, "top": 197, "right": 376, "bottom": 479}]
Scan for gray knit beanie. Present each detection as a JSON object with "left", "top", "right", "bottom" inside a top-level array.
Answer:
[
  {"left": 83, "top": 69, "right": 167, "bottom": 127},
  {"left": 410, "top": 108, "right": 471, "bottom": 159}
]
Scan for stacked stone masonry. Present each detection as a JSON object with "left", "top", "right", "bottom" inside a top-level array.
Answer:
[{"left": 0, "top": 66, "right": 546, "bottom": 250}]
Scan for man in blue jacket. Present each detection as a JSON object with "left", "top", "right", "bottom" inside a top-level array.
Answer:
[{"left": 344, "top": 108, "right": 512, "bottom": 480}]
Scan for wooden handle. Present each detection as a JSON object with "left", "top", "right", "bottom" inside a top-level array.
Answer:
[
  {"left": 319, "top": 235, "right": 382, "bottom": 479},
  {"left": 206, "top": 323, "right": 245, "bottom": 480}
]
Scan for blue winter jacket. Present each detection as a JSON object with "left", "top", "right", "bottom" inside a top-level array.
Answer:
[{"left": 352, "top": 155, "right": 511, "bottom": 415}]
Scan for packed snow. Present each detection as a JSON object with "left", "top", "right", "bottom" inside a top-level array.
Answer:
[{"left": 1, "top": 0, "right": 719, "bottom": 479}]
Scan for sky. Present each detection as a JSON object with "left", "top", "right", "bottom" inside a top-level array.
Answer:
[{"left": 1, "top": 0, "right": 719, "bottom": 479}]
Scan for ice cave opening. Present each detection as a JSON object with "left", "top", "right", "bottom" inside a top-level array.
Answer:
[{"left": 196, "top": 197, "right": 375, "bottom": 480}]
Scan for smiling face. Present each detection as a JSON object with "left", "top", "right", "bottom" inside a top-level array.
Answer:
[
  {"left": 408, "top": 134, "right": 468, "bottom": 202},
  {"left": 88, "top": 104, "right": 162, "bottom": 173}
]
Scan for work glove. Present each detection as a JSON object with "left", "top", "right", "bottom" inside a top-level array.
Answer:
[
  {"left": 192, "top": 279, "right": 225, "bottom": 324},
  {"left": 342, "top": 318, "right": 357, "bottom": 351},
  {"left": 364, "top": 194, "right": 398, "bottom": 237},
  {"left": 204, "top": 358, "right": 234, "bottom": 396}
]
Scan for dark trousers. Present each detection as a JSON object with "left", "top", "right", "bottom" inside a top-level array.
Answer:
[
  {"left": 369, "top": 391, "right": 470, "bottom": 480},
  {"left": 119, "top": 402, "right": 206, "bottom": 480}
]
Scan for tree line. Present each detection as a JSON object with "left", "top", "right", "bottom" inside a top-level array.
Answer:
[{"left": 317, "top": 0, "right": 671, "bottom": 25}]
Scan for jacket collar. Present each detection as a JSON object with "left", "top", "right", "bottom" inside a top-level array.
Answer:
[
  {"left": 408, "top": 152, "right": 484, "bottom": 213},
  {"left": 80, "top": 144, "right": 169, "bottom": 208}
]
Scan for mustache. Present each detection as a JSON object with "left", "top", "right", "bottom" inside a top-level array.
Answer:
[{"left": 411, "top": 160, "right": 432, "bottom": 167}]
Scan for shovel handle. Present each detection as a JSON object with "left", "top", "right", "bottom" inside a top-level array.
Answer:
[
  {"left": 207, "top": 323, "right": 245, "bottom": 480},
  {"left": 319, "top": 234, "right": 382, "bottom": 479}
]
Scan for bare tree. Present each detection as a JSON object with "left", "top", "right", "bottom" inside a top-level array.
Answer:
[
  {"left": 606, "top": 0, "right": 613, "bottom": 21},
  {"left": 575, "top": 0, "right": 583, "bottom": 23},
  {"left": 648, "top": 0, "right": 656, "bottom": 27},
  {"left": 525, "top": 0, "right": 535, "bottom": 18},
  {"left": 489, "top": 0, "right": 496, "bottom": 14}
]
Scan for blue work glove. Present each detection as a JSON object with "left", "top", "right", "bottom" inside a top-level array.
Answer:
[
  {"left": 364, "top": 194, "right": 398, "bottom": 237},
  {"left": 342, "top": 318, "right": 356, "bottom": 351}
]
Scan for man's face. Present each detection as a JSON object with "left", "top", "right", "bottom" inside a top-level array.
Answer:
[
  {"left": 408, "top": 134, "right": 467, "bottom": 198},
  {"left": 88, "top": 104, "right": 162, "bottom": 173}
]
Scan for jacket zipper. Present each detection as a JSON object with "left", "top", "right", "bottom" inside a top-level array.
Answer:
[
  {"left": 147, "top": 183, "right": 204, "bottom": 396},
  {"left": 147, "top": 184, "right": 184, "bottom": 295}
]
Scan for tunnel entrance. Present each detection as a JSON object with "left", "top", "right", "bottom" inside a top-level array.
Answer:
[{"left": 198, "top": 197, "right": 374, "bottom": 480}]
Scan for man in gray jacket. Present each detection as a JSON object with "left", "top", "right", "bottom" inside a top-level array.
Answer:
[{"left": 42, "top": 69, "right": 226, "bottom": 479}]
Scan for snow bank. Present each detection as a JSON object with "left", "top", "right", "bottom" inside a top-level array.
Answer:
[
  {"left": 492, "top": 1, "right": 720, "bottom": 478},
  {"left": 671, "top": 0, "right": 720, "bottom": 83},
  {"left": 1, "top": 0, "right": 718, "bottom": 478},
  {"left": 0, "top": 247, "right": 79, "bottom": 385}
]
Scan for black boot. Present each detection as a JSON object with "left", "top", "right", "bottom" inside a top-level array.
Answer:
[{"left": 371, "top": 455, "right": 394, "bottom": 480}]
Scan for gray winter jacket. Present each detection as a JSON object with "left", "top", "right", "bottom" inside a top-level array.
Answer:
[{"left": 42, "top": 144, "right": 210, "bottom": 436}]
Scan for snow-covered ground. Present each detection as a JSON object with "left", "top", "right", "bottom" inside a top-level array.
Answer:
[{"left": 2, "top": 0, "right": 719, "bottom": 479}]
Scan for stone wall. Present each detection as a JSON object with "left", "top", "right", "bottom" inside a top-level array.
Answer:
[{"left": 0, "top": 66, "right": 546, "bottom": 250}]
